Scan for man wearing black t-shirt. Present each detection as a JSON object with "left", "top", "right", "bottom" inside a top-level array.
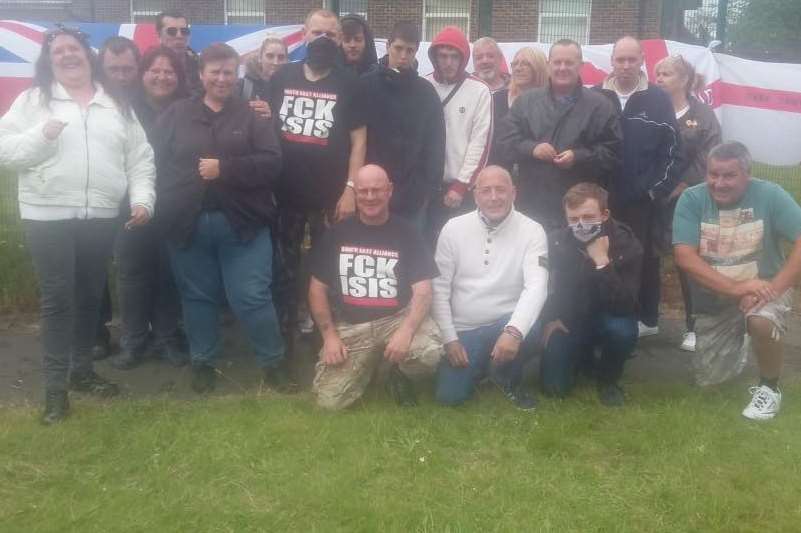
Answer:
[
  {"left": 309, "top": 165, "right": 443, "bottom": 409},
  {"left": 270, "top": 9, "right": 367, "bottom": 349}
]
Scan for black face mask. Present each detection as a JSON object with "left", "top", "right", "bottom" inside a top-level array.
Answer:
[{"left": 306, "top": 36, "right": 339, "bottom": 71}]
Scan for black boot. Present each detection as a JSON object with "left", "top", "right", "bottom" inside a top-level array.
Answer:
[
  {"left": 386, "top": 365, "right": 418, "bottom": 407},
  {"left": 598, "top": 382, "right": 625, "bottom": 407},
  {"left": 263, "top": 362, "right": 299, "bottom": 394},
  {"left": 41, "top": 390, "right": 69, "bottom": 425},
  {"left": 161, "top": 344, "right": 189, "bottom": 367},
  {"left": 110, "top": 350, "right": 144, "bottom": 370},
  {"left": 191, "top": 364, "right": 217, "bottom": 394},
  {"left": 91, "top": 325, "right": 112, "bottom": 360},
  {"left": 70, "top": 371, "right": 120, "bottom": 398}
]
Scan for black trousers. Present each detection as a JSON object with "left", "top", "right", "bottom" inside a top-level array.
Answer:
[
  {"left": 24, "top": 218, "right": 117, "bottom": 392},
  {"left": 615, "top": 201, "right": 661, "bottom": 327}
]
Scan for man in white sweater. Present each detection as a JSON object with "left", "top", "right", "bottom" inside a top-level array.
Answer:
[
  {"left": 433, "top": 166, "right": 548, "bottom": 408},
  {"left": 425, "top": 26, "right": 493, "bottom": 236}
]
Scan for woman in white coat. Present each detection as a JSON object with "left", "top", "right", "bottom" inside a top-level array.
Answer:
[{"left": 0, "top": 27, "right": 156, "bottom": 424}]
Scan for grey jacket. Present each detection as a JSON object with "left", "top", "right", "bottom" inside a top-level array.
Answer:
[{"left": 498, "top": 83, "right": 622, "bottom": 230}]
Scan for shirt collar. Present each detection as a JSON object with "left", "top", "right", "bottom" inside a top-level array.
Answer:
[{"left": 51, "top": 81, "right": 116, "bottom": 109}]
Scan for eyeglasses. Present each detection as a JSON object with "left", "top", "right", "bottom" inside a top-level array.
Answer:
[{"left": 165, "top": 27, "right": 191, "bottom": 37}]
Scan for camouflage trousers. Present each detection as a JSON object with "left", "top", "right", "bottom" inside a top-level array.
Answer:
[{"left": 313, "top": 310, "right": 443, "bottom": 410}]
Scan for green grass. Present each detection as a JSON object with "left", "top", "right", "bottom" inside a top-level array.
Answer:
[{"left": 2, "top": 381, "right": 801, "bottom": 532}]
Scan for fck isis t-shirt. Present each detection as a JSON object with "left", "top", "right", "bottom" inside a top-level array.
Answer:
[
  {"left": 270, "top": 62, "right": 365, "bottom": 210},
  {"left": 310, "top": 216, "right": 439, "bottom": 324}
]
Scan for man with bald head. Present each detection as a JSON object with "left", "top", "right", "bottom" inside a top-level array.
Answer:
[
  {"left": 309, "top": 165, "right": 443, "bottom": 409},
  {"left": 596, "top": 35, "right": 683, "bottom": 339},
  {"left": 433, "top": 166, "right": 548, "bottom": 408}
]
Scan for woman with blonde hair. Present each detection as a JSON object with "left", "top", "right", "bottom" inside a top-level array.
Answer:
[
  {"left": 489, "top": 46, "right": 548, "bottom": 165},
  {"left": 655, "top": 54, "right": 721, "bottom": 353},
  {"left": 507, "top": 46, "right": 548, "bottom": 106}
]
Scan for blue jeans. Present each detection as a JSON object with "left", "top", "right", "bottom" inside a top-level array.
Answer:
[
  {"left": 168, "top": 212, "right": 284, "bottom": 368},
  {"left": 436, "top": 317, "right": 528, "bottom": 406},
  {"left": 540, "top": 314, "right": 637, "bottom": 397}
]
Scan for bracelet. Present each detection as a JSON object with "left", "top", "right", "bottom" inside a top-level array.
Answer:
[{"left": 503, "top": 325, "right": 523, "bottom": 340}]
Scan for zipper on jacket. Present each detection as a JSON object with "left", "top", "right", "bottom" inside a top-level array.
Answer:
[{"left": 82, "top": 107, "right": 90, "bottom": 219}]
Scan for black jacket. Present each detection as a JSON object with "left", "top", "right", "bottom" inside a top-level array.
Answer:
[
  {"left": 340, "top": 14, "right": 378, "bottom": 75},
  {"left": 184, "top": 48, "right": 202, "bottom": 96},
  {"left": 677, "top": 97, "right": 721, "bottom": 186},
  {"left": 499, "top": 83, "right": 622, "bottom": 230},
  {"left": 237, "top": 55, "right": 273, "bottom": 101},
  {"left": 541, "top": 219, "right": 643, "bottom": 327},
  {"left": 487, "top": 88, "right": 510, "bottom": 167},
  {"left": 594, "top": 82, "right": 684, "bottom": 205},
  {"left": 359, "top": 56, "right": 446, "bottom": 215},
  {"left": 153, "top": 96, "right": 282, "bottom": 247}
]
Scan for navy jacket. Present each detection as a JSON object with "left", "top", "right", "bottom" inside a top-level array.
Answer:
[{"left": 594, "top": 83, "right": 684, "bottom": 206}]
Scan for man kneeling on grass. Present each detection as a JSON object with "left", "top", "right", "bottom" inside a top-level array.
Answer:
[
  {"left": 673, "top": 142, "right": 801, "bottom": 421},
  {"left": 309, "top": 164, "right": 444, "bottom": 409},
  {"left": 432, "top": 166, "right": 548, "bottom": 409},
  {"left": 539, "top": 183, "right": 642, "bottom": 406}
]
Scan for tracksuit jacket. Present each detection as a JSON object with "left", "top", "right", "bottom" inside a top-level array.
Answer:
[{"left": 595, "top": 73, "right": 684, "bottom": 206}]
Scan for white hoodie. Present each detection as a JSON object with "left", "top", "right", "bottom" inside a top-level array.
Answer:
[{"left": 0, "top": 83, "right": 155, "bottom": 221}]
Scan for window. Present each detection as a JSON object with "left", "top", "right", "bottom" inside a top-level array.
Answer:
[
  {"left": 538, "top": 0, "right": 592, "bottom": 45},
  {"left": 130, "top": 0, "right": 161, "bottom": 22},
  {"left": 423, "top": 0, "right": 470, "bottom": 41},
  {"left": 338, "top": 0, "right": 368, "bottom": 19},
  {"left": 225, "top": 0, "right": 264, "bottom": 24}
]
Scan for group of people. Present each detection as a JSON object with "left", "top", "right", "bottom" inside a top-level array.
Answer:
[{"left": 1, "top": 8, "right": 799, "bottom": 426}]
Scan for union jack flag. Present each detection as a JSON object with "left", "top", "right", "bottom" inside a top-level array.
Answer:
[{"left": 0, "top": 20, "right": 305, "bottom": 112}]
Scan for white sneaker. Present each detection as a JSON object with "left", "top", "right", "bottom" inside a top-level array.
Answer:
[
  {"left": 742, "top": 385, "right": 782, "bottom": 421},
  {"left": 638, "top": 321, "right": 659, "bottom": 338},
  {"left": 680, "top": 331, "right": 697, "bottom": 352}
]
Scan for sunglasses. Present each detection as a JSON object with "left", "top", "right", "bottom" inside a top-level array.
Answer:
[
  {"left": 45, "top": 24, "right": 90, "bottom": 44},
  {"left": 165, "top": 27, "right": 191, "bottom": 37}
]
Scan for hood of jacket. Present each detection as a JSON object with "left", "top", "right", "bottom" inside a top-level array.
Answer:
[
  {"left": 428, "top": 26, "right": 470, "bottom": 82},
  {"left": 340, "top": 13, "right": 378, "bottom": 74},
  {"left": 376, "top": 54, "right": 421, "bottom": 88},
  {"left": 244, "top": 52, "right": 262, "bottom": 79}
]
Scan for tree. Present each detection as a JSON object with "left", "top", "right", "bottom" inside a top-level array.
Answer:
[{"left": 728, "top": 0, "right": 801, "bottom": 62}]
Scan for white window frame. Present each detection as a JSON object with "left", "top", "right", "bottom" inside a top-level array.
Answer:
[
  {"left": 537, "top": 0, "right": 592, "bottom": 45},
  {"left": 224, "top": 0, "right": 265, "bottom": 24},
  {"left": 338, "top": 0, "right": 368, "bottom": 19},
  {"left": 422, "top": 0, "right": 471, "bottom": 42},
  {"left": 130, "top": 1, "right": 161, "bottom": 23},
  {"left": 0, "top": 1, "right": 73, "bottom": 6}
]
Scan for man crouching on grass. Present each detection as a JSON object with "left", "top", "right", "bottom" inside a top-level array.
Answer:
[
  {"left": 673, "top": 142, "right": 801, "bottom": 421},
  {"left": 309, "top": 165, "right": 444, "bottom": 409}
]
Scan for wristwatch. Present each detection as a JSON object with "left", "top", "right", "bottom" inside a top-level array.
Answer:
[{"left": 346, "top": 180, "right": 355, "bottom": 189}]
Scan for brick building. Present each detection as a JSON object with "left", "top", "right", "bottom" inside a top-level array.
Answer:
[{"left": 0, "top": 0, "right": 667, "bottom": 44}]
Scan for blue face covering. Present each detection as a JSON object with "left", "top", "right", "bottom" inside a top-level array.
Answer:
[{"left": 569, "top": 220, "right": 603, "bottom": 243}]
